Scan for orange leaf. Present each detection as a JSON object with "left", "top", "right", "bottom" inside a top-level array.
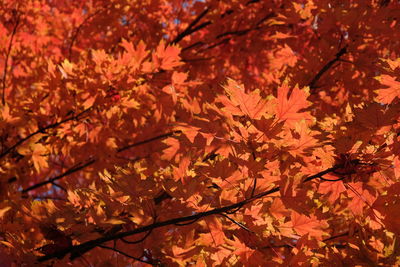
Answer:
[
  {"left": 205, "top": 217, "right": 226, "bottom": 246},
  {"left": 375, "top": 74, "right": 400, "bottom": 104},
  {"left": 286, "top": 211, "right": 327, "bottom": 239},
  {"left": 219, "top": 78, "right": 271, "bottom": 120},
  {"left": 275, "top": 82, "right": 311, "bottom": 126},
  {"left": 31, "top": 143, "right": 48, "bottom": 172},
  {"left": 269, "top": 198, "right": 289, "bottom": 219},
  {"left": 155, "top": 40, "right": 183, "bottom": 70},
  {"left": 173, "top": 156, "right": 191, "bottom": 183}
]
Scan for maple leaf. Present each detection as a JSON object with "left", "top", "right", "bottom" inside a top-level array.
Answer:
[
  {"left": 375, "top": 74, "right": 400, "bottom": 104},
  {"left": 204, "top": 217, "right": 226, "bottom": 247},
  {"left": 0, "top": 104, "right": 19, "bottom": 123},
  {"left": 3, "top": 1, "right": 400, "bottom": 266},
  {"left": 31, "top": 143, "right": 49, "bottom": 172},
  {"left": 229, "top": 236, "right": 256, "bottom": 264},
  {"left": 17, "top": 138, "right": 49, "bottom": 173},
  {"left": 346, "top": 182, "right": 376, "bottom": 216},
  {"left": 91, "top": 49, "right": 109, "bottom": 66},
  {"left": 154, "top": 40, "right": 183, "bottom": 70},
  {"left": 59, "top": 59, "right": 74, "bottom": 78},
  {"left": 218, "top": 78, "right": 272, "bottom": 120},
  {"left": 172, "top": 71, "right": 188, "bottom": 85},
  {"left": 318, "top": 180, "right": 346, "bottom": 204},
  {"left": 269, "top": 198, "right": 290, "bottom": 219},
  {"left": 120, "top": 39, "right": 149, "bottom": 71},
  {"left": 286, "top": 120, "right": 319, "bottom": 158},
  {"left": 275, "top": 82, "right": 312, "bottom": 126},
  {"left": 353, "top": 102, "right": 396, "bottom": 131},
  {"left": 381, "top": 58, "right": 400, "bottom": 71},
  {"left": 284, "top": 211, "right": 328, "bottom": 239},
  {"left": 172, "top": 156, "right": 191, "bottom": 183},
  {"left": 372, "top": 183, "right": 400, "bottom": 234}
]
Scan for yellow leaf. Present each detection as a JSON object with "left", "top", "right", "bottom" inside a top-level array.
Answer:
[
  {"left": 59, "top": 59, "right": 74, "bottom": 78},
  {"left": 105, "top": 218, "right": 125, "bottom": 225},
  {"left": 0, "top": 241, "right": 14, "bottom": 248},
  {"left": 122, "top": 98, "right": 140, "bottom": 109},
  {"left": 0, "top": 206, "right": 11, "bottom": 218},
  {"left": 32, "top": 143, "right": 48, "bottom": 172},
  {"left": 106, "top": 137, "right": 118, "bottom": 149},
  {"left": 83, "top": 95, "right": 96, "bottom": 109}
]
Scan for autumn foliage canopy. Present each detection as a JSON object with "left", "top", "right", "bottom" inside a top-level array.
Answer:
[{"left": 1, "top": 0, "right": 400, "bottom": 266}]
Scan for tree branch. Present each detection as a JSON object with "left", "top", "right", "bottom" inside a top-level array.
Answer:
[
  {"left": 308, "top": 45, "right": 348, "bottom": 91},
  {"left": 179, "top": 1, "right": 265, "bottom": 51},
  {"left": 97, "top": 245, "right": 156, "bottom": 265},
  {"left": 215, "top": 12, "right": 274, "bottom": 39},
  {"left": 117, "top": 130, "right": 181, "bottom": 153},
  {"left": 68, "top": 7, "right": 107, "bottom": 60},
  {"left": 22, "top": 159, "right": 95, "bottom": 193},
  {"left": 171, "top": 8, "right": 211, "bottom": 44},
  {"left": 0, "top": 108, "right": 91, "bottom": 160},
  {"left": 22, "top": 131, "right": 179, "bottom": 193},
  {"left": 37, "top": 165, "right": 342, "bottom": 262},
  {"left": 221, "top": 213, "right": 253, "bottom": 233}
]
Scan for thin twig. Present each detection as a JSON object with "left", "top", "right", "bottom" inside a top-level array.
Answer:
[
  {"left": 221, "top": 213, "right": 253, "bottom": 233},
  {"left": 68, "top": 7, "right": 106, "bottom": 60},
  {"left": 98, "top": 245, "right": 156, "bottom": 265},
  {"left": 22, "top": 131, "right": 178, "bottom": 193},
  {"left": 117, "top": 131, "right": 181, "bottom": 153},
  {"left": 21, "top": 159, "right": 96, "bottom": 193},
  {"left": 0, "top": 107, "right": 91, "bottom": 160},
  {"left": 308, "top": 45, "right": 348, "bottom": 91},
  {"left": 250, "top": 176, "right": 257, "bottom": 197},
  {"left": 171, "top": 8, "right": 210, "bottom": 44},
  {"left": 180, "top": 1, "right": 264, "bottom": 52},
  {"left": 51, "top": 182, "right": 67, "bottom": 192}
]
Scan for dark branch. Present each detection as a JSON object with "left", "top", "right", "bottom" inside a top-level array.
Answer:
[
  {"left": 323, "top": 231, "right": 350, "bottom": 242},
  {"left": 22, "top": 131, "right": 179, "bottom": 193},
  {"left": 221, "top": 213, "right": 253, "bottom": 233},
  {"left": 0, "top": 108, "right": 91, "bottom": 160},
  {"left": 22, "top": 159, "right": 95, "bottom": 193},
  {"left": 171, "top": 8, "right": 210, "bottom": 44},
  {"left": 68, "top": 7, "right": 106, "bottom": 60},
  {"left": 215, "top": 12, "right": 274, "bottom": 39},
  {"left": 181, "top": 41, "right": 205, "bottom": 52},
  {"left": 180, "top": 1, "right": 265, "bottom": 52},
  {"left": 308, "top": 45, "right": 348, "bottom": 91},
  {"left": 37, "top": 165, "right": 342, "bottom": 262},
  {"left": 302, "top": 166, "right": 338, "bottom": 183},
  {"left": 120, "top": 229, "right": 152, "bottom": 244},
  {"left": 319, "top": 176, "right": 345, "bottom": 182},
  {"left": 120, "top": 217, "right": 155, "bottom": 244},
  {"left": 174, "top": 218, "right": 200, "bottom": 226},
  {"left": 117, "top": 131, "right": 181, "bottom": 153},
  {"left": 250, "top": 176, "right": 257, "bottom": 197},
  {"left": 97, "top": 245, "right": 156, "bottom": 265},
  {"left": 224, "top": 204, "right": 243, "bottom": 214}
]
